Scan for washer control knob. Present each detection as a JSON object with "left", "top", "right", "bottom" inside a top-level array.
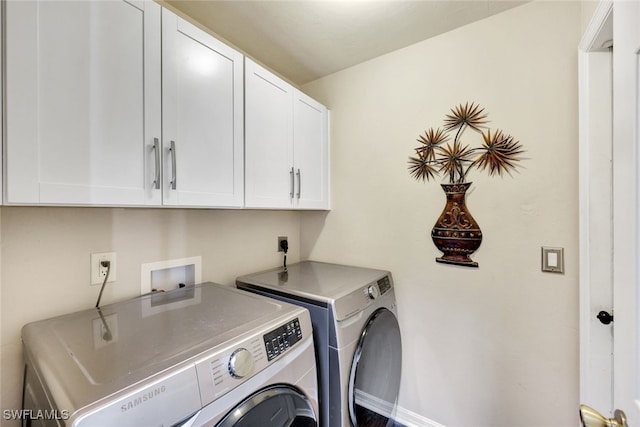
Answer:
[
  {"left": 366, "top": 285, "right": 379, "bottom": 300},
  {"left": 228, "top": 348, "right": 254, "bottom": 379}
]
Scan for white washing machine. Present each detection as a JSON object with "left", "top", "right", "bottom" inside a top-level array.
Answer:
[
  {"left": 236, "top": 261, "right": 402, "bottom": 427},
  {"left": 21, "top": 282, "right": 318, "bottom": 427}
]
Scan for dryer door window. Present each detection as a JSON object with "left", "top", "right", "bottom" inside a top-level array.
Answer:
[
  {"left": 216, "top": 385, "right": 317, "bottom": 427},
  {"left": 348, "top": 308, "right": 402, "bottom": 427}
]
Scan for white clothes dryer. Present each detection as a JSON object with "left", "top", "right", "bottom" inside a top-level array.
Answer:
[
  {"left": 21, "top": 283, "right": 318, "bottom": 427},
  {"left": 237, "top": 261, "right": 402, "bottom": 427}
]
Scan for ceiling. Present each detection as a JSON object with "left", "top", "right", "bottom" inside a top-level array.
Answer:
[{"left": 167, "top": 1, "right": 528, "bottom": 86}]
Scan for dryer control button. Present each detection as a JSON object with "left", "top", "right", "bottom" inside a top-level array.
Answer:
[
  {"left": 228, "top": 348, "right": 254, "bottom": 379},
  {"left": 366, "top": 285, "right": 379, "bottom": 300}
]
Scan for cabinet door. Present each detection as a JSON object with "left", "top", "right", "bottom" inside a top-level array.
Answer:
[
  {"left": 293, "top": 90, "right": 329, "bottom": 209},
  {"left": 162, "top": 9, "right": 244, "bottom": 207},
  {"left": 244, "top": 58, "right": 294, "bottom": 209},
  {"left": 5, "top": 0, "right": 161, "bottom": 205}
]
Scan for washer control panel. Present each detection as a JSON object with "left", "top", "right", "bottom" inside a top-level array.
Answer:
[
  {"left": 194, "top": 312, "right": 311, "bottom": 408},
  {"left": 202, "top": 336, "right": 265, "bottom": 399},
  {"left": 377, "top": 275, "right": 392, "bottom": 295},
  {"left": 263, "top": 317, "right": 302, "bottom": 361},
  {"left": 333, "top": 273, "right": 394, "bottom": 321}
]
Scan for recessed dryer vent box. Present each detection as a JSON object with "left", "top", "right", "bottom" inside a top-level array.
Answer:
[{"left": 141, "top": 256, "right": 202, "bottom": 295}]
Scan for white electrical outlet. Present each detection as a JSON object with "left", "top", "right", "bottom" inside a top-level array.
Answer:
[{"left": 91, "top": 252, "right": 117, "bottom": 285}]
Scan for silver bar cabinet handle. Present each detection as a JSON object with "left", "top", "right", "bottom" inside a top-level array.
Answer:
[
  {"left": 152, "top": 138, "right": 160, "bottom": 190},
  {"left": 296, "top": 169, "right": 301, "bottom": 199},
  {"left": 169, "top": 140, "right": 177, "bottom": 190},
  {"left": 289, "top": 167, "right": 295, "bottom": 199}
]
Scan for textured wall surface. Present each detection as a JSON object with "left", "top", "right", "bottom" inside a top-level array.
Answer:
[{"left": 302, "top": 2, "right": 582, "bottom": 425}]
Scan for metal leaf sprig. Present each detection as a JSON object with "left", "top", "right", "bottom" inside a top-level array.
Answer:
[{"left": 408, "top": 102, "right": 524, "bottom": 184}]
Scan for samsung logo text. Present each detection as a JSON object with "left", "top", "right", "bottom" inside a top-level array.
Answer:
[{"left": 121, "top": 385, "right": 167, "bottom": 412}]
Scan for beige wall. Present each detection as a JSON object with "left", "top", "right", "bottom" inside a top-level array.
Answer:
[
  {"left": 302, "top": 1, "right": 581, "bottom": 425},
  {"left": 0, "top": 207, "right": 301, "bottom": 422}
]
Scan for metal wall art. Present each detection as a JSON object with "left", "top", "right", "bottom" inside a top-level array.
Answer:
[{"left": 408, "top": 102, "right": 524, "bottom": 267}]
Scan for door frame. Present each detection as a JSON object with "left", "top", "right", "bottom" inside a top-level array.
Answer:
[
  {"left": 578, "top": 0, "right": 614, "bottom": 414},
  {"left": 579, "top": 0, "right": 640, "bottom": 422}
]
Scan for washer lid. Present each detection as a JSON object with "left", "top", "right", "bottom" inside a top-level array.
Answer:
[
  {"left": 236, "top": 261, "right": 391, "bottom": 306},
  {"left": 22, "top": 283, "right": 295, "bottom": 416}
]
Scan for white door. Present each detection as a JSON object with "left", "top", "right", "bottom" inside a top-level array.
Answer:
[
  {"left": 610, "top": 0, "right": 640, "bottom": 423},
  {"left": 579, "top": 1, "right": 640, "bottom": 424},
  {"left": 244, "top": 58, "right": 295, "bottom": 209},
  {"left": 293, "top": 90, "right": 329, "bottom": 210},
  {"left": 5, "top": 0, "right": 162, "bottom": 206},
  {"left": 161, "top": 8, "right": 244, "bottom": 208}
]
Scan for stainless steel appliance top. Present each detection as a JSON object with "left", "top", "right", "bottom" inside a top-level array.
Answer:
[
  {"left": 236, "top": 261, "right": 392, "bottom": 306},
  {"left": 22, "top": 282, "right": 300, "bottom": 416}
]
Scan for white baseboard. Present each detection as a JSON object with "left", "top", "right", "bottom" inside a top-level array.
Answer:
[
  {"left": 394, "top": 405, "right": 446, "bottom": 427},
  {"left": 355, "top": 389, "right": 446, "bottom": 427}
]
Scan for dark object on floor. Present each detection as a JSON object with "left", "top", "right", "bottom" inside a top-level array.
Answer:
[{"left": 355, "top": 405, "right": 406, "bottom": 427}]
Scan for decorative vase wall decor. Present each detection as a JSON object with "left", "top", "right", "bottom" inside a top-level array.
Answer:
[{"left": 408, "top": 102, "right": 524, "bottom": 267}]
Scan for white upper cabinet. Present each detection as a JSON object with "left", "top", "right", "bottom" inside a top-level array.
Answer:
[
  {"left": 245, "top": 59, "right": 329, "bottom": 209},
  {"left": 5, "top": 0, "right": 162, "bottom": 205},
  {"left": 161, "top": 8, "right": 244, "bottom": 208},
  {"left": 293, "top": 91, "right": 329, "bottom": 209},
  {"left": 244, "top": 59, "right": 294, "bottom": 209},
  {"left": 5, "top": 2, "right": 243, "bottom": 208}
]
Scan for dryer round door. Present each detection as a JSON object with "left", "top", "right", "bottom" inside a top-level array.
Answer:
[
  {"left": 216, "top": 385, "right": 317, "bottom": 427},
  {"left": 348, "top": 308, "right": 402, "bottom": 427}
]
